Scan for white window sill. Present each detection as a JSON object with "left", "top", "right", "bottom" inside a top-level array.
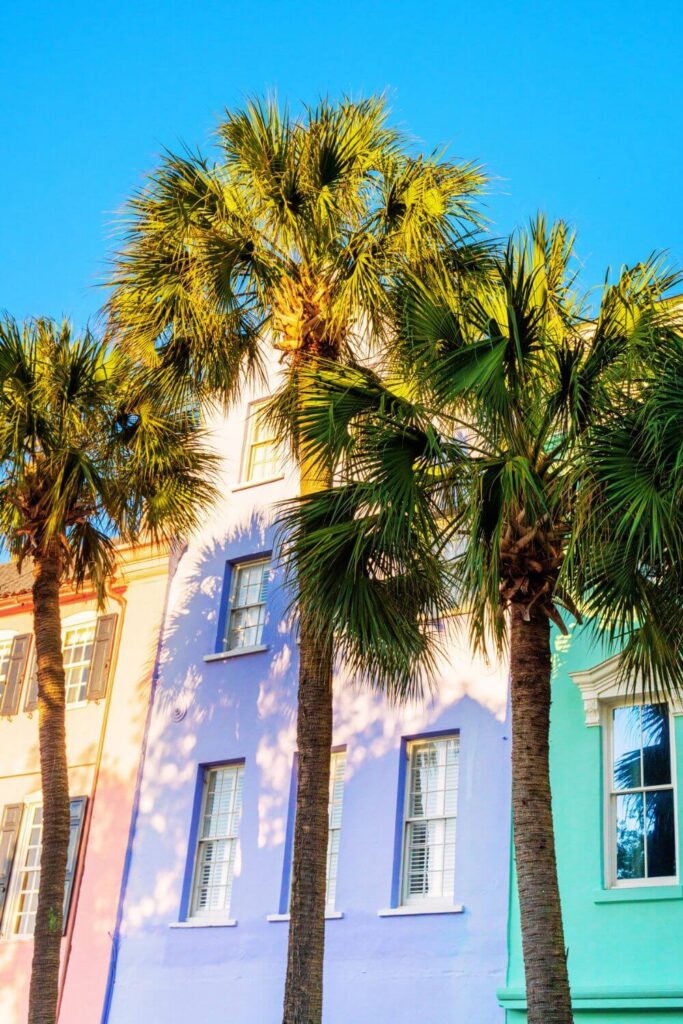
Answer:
[
  {"left": 203, "top": 646, "right": 269, "bottom": 662},
  {"left": 377, "top": 904, "right": 464, "bottom": 917},
  {"left": 169, "top": 919, "right": 237, "bottom": 928},
  {"left": 266, "top": 911, "right": 344, "bottom": 922},
  {"left": 232, "top": 476, "right": 285, "bottom": 493}
]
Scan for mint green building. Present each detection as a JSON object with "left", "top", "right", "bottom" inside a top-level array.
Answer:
[{"left": 499, "top": 624, "right": 683, "bottom": 1021}]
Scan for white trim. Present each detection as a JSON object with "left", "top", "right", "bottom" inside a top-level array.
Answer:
[
  {"left": 232, "top": 476, "right": 285, "bottom": 493},
  {"left": 0, "top": 629, "right": 17, "bottom": 642},
  {"left": 61, "top": 610, "right": 98, "bottom": 629},
  {"left": 169, "top": 919, "right": 237, "bottom": 928},
  {"left": 238, "top": 399, "right": 282, "bottom": 486},
  {"left": 203, "top": 645, "right": 268, "bottom": 662},
  {"left": 378, "top": 904, "right": 464, "bottom": 917},
  {"left": 601, "top": 700, "right": 678, "bottom": 889},
  {"left": 570, "top": 653, "right": 683, "bottom": 726}
]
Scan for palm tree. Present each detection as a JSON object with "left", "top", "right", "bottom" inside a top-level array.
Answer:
[
  {"left": 106, "top": 95, "right": 488, "bottom": 1023},
  {"left": 0, "top": 316, "right": 218, "bottom": 1024},
  {"left": 279, "top": 218, "right": 683, "bottom": 1024}
]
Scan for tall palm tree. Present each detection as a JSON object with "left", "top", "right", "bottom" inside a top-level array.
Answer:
[
  {"left": 0, "top": 316, "right": 218, "bottom": 1024},
  {"left": 279, "top": 219, "right": 683, "bottom": 1024},
  {"left": 107, "top": 95, "right": 488, "bottom": 1023}
]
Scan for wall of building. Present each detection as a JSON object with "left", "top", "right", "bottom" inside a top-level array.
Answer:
[
  {"left": 500, "top": 624, "right": 683, "bottom": 1021},
  {"left": 104, "top": 396, "right": 512, "bottom": 1024},
  {"left": 0, "top": 547, "right": 171, "bottom": 1024}
]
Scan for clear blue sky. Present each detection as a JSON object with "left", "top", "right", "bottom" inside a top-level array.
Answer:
[{"left": 2, "top": 0, "right": 682, "bottom": 327}]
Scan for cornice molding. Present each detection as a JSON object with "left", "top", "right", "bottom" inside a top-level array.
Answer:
[{"left": 570, "top": 653, "right": 683, "bottom": 726}]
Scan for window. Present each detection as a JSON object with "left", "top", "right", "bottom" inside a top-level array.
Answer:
[
  {"left": 225, "top": 560, "right": 270, "bottom": 651},
  {"left": 190, "top": 764, "right": 244, "bottom": 920},
  {"left": 242, "top": 401, "right": 280, "bottom": 483},
  {"left": 62, "top": 622, "right": 97, "bottom": 704},
  {"left": 400, "top": 735, "right": 459, "bottom": 906},
  {"left": 3, "top": 797, "right": 86, "bottom": 937},
  {"left": 325, "top": 750, "right": 346, "bottom": 912},
  {"left": 608, "top": 703, "right": 676, "bottom": 885},
  {"left": 0, "top": 638, "right": 14, "bottom": 704}
]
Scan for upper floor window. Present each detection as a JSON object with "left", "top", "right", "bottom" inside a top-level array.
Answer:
[
  {"left": 325, "top": 750, "right": 347, "bottom": 912},
  {"left": 0, "top": 634, "right": 31, "bottom": 717},
  {"left": 189, "top": 763, "right": 244, "bottom": 921},
  {"left": 241, "top": 401, "right": 280, "bottom": 484},
  {"left": 0, "top": 796, "right": 86, "bottom": 937},
  {"left": 400, "top": 735, "right": 459, "bottom": 907},
  {"left": 63, "top": 621, "right": 97, "bottom": 704},
  {"left": 608, "top": 703, "right": 676, "bottom": 885},
  {"left": 225, "top": 560, "right": 270, "bottom": 652}
]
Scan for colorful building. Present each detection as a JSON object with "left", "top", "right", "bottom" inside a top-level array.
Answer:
[
  {"left": 102, "top": 390, "right": 512, "bottom": 1024},
  {"left": 0, "top": 542, "right": 173, "bottom": 1024},
  {"left": 499, "top": 625, "right": 683, "bottom": 1022}
]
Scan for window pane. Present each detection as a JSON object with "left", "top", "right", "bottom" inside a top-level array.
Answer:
[
  {"left": 616, "top": 792, "right": 645, "bottom": 880},
  {"left": 646, "top": 789, "right": 676, "bottom": 878},
  {"left": 642, "top": 704, "right": 671, "bottom": 787},
  {"left": 63, "top": 623, "right": 96, "bottom": 705},
  {"left": 403, "top": 736, "right": 458, "bottom": 904},
  {"left": 191, "top": 765, "right": 244, "bottom": 917},
  {"left": 226, "top": 562, "right": 269, "bottom": 650},
  {"left": 613, "top": 706, "right": 642, "bottom": 790}
]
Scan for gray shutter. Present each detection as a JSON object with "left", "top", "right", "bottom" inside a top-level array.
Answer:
[
  {"left": 62, "top": 797, "right": 87, "bottom": 930},
  {"left": 85, "top": 615, "right": 118, "bottom": 702},
  {"left": 24, "top": 650, "right": 38, "bottom": 713},
  {"left": 0, "top": 804, "right": 22, "bottom": 925},
  {"left": 1, "top": 635, "right": 31, "bottom": 716}
]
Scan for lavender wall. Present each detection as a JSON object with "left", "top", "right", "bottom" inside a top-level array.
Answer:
[{"left": 104, "top": 398, "right": 511, "bottom": 1024}]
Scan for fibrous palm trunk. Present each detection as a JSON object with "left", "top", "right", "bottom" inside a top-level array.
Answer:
[
  {"left": 28, "top": 548, "right": 70, "bottom": 1024},
  {"left": 509, "top": 604, "right": 573, "bottom": 1024},
  {"left": 282, "top": 455, "right": 334, "bottom": 1024}
]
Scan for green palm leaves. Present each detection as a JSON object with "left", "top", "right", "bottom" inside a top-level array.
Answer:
[
  {"left": 0, "top": 316, "right": 218, "bottom": 594},
  {"left": 282, "top": 217, "right": 683, "bottom": 696}
]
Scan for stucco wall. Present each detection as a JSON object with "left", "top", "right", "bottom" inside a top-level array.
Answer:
[
  {"left": 501, "top": 624, "right": 683, "bottom": 1021},
  {"left": 105, "top": 397, "right": 512, "bottom": 1024},
  {"left": 0, "top": 553, "right": 170, "bottom": 1024}
]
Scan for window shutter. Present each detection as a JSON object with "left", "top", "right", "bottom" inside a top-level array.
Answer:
[
  {"left": 1, "top": 635, "right": 31, "bottom": 717},
  {"left": 63, "top": 797, "right": 87, "bottom": 929},
  {"left": 0, "top": 804, "right": 23, "bottom": 925},
  {"left": 24, "top": 650, "right": 38, "bottom": 713},
  {"left": 85, "top": 615, "right": 118, "bottom": 701}
]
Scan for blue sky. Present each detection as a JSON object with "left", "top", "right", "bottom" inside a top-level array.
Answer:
[{"left": 1, "top": 0, "right": 682, "bottom": 327}]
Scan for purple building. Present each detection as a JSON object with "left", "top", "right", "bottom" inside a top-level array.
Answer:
[{"left": 103, "top": 388, "right": 511, "bottom": 1024}]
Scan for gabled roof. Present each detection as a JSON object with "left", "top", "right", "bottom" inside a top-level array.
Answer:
[{"left": 0, "top": 560, "right": 34, "bottom": 600}]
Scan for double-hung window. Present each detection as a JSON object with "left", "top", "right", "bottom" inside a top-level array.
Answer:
[
  {"left": 242, "top": 401, "right": 280, "bottom": 484},
  {"left": 1, "top": 797, "right": 86, "bottom": 937},
  {"left": 62, "top": 622, "right": 97, "bottom": 704},
  {"left": 608, "top": 703, "right": 677, "bottom": 885},
  {"left": 400, "top": 735, "right": 459, "bottom": 907},
  {"left": 225, "top": 560, "right": 270, "bottom": 652},
  {"left": 189, "top": 764, "right": 244, "bottom": 920},
  {"left": 325, "top": 750, "right": 346, "bottom": 912}
]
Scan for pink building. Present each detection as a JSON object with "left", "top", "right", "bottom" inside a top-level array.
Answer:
[{"left": 0, "top": 543, "right": 172, "bottom": 1024}]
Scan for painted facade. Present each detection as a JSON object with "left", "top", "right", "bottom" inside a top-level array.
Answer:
[
  {"left": 0, "top": 543, "right": 172, "bottom": 1024},
  {"left": 104, "top": 391, "right": 512, "bottom": 1024},
  {"left": 500, "top": 625, "right": 683, "bottom": 1021}
]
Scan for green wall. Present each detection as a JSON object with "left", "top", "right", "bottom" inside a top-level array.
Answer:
[{"left": 499, "top": 623, "right": 683, "bottom": 1020}]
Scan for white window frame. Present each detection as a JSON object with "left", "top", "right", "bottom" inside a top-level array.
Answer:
[
  {"left": 2, "top": 792, "right": 86, "bottom": 939},
  {"left": 602, "top": 699, "right": 678, "bottom": 889},
  {"left": 0, "top": 630, "right": 17, "bottom": 706},
  {"left": 571, "top": 654, "right": 682, "bottom": 890},
  {"left": 224, "top": 559, "right": 270, "bottom": 653},
  {"left": 239, "top": 400, "right": 281, "bottom": 485},
  {"left": 325, "top": 750, "right": 346, "bottom": 913},
  {"left": 399, "top": 734, "right": 460, "bottom": 910},
  {"left": 187, "top": 763, "right": 244, "bottom": 923}
]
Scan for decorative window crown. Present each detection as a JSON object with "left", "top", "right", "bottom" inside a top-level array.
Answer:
[{"left": 570, "top": 653, "right": 683, "bottom": 726}]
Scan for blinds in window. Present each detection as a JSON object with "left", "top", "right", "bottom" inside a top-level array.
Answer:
[
  {"left": 326, "top": 751, "right": 346, "bottom": 912},
  {"left": 402, "top": 736, "right": 459, "bottom": 905},
  {"left": 190, "top": 764, "right": 244, "bottom": 918}
]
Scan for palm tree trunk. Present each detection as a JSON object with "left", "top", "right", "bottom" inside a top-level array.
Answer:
[
  {"left": 282, "top": 454, "right": 334, "bottom": 1024},
  {"left": 509, "top": 603, "right": 573, "bottom": 1024},
  {"left": 28, "top": 547, "right": 70, "bottom": 1024}
]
